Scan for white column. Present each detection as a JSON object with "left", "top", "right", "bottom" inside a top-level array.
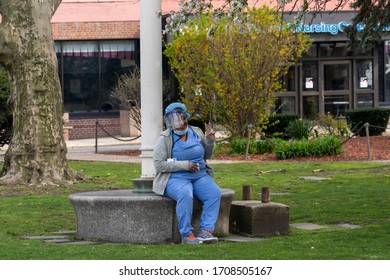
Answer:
[{"left": 140, "top": 0, "right": 162, "bottom": 178}]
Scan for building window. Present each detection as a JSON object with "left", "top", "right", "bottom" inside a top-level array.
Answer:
[
  {"left": 357, "top": 93, "right": 373, "bottom": 108},
  {"left": 280, "top": 66, "right": 296, "bottom": 92},
  {"left": 319, "top": 42, "right": 351, "bottom": 57},
  {"left": 324, "top": 64, "right": 349, "bottom": 91},
  {"left": 356, "top": 59, "right": 373, "bottom": 89},
  {"left": 302, "top": 44, "right": 318, "bottom": 58},
  {"left": 302, "top": 61, "right": 318, "bottom": 91},
  {"left": 303, "top": 96, "right": 319, "bottom": 119},
  {"left": 56, "top": 40, "right": 139, "bottom": 116},
  {"left": 324, "top": 95, "right": 349, "bottom": 117},
  {"left": 275, "top": 97, "right": 296, "bottom": 115},
  {"left": 385, "top": 41, "right": 390, "bottom": 102}
]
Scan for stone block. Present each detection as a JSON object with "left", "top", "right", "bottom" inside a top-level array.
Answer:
[{"left": 229, "top": 201, "right": 289, "bottom": 237}]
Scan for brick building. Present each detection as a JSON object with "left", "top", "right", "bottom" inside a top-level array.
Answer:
[{"left": 52, "top": 0, "right": 142, "bottom": 139}]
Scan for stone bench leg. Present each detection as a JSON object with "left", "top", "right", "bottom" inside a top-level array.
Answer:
[{"left": 172, "top": 188, "right": 235, "bottom": 243}]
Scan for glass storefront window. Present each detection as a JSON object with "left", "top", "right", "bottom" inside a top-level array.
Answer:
[
  {"left": 61, "top": 41, "right": 99, "bottom": 112},
  {"left": 320, "top": 42, "right": 351, "bottom": 57},
  {"left": 56, "top": 40, "right": 138, "bottom": 115},
  {"left": 303, "top": 96, "right": 319, "bottom": 119},
  {"left": 324, "top": 95, "right": 349, "bottom": 117},
  {"left": 324, "top": 64, "right": 349, "bottom": 90},
  {"left": 356, "top": 93, "right": 373, "bottom": 108},
  {"left": 302, "top": 61, "right": 318, "bottom": 91},
  {"left": 275, "top": 97, "right": 296, "bottom": 115},
  {"left": 100, "top": 40, "right": 137, "bottom": 111},
  {"left": 356, "top": 59, "right": 373, "bottom": 89}
]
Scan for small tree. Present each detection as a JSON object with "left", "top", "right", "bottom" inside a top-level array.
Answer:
[
  {"left": 111, "top": 66, "right": 142, "bottom": 133},
  {"left": 111, "top": 66, "right": 173, "bottom": 133},
  {"left": 164, "top": 5, "right": 311, "bottom": 138}
]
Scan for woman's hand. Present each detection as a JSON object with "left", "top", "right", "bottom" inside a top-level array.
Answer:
[
  {"left": 188, "top": 162, "right": 200, "bottom": 173},
  {"left": 205, "top": 122, "right": 215, "bottom": 140}
]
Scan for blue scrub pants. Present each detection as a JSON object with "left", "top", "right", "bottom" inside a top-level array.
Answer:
[{"left": 165, "top": 174, "right": 222, "bottom": 237}]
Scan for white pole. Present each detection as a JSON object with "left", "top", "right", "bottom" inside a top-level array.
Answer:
[{"left": 140, "top": 0, "right": 162, "bottom": 179}]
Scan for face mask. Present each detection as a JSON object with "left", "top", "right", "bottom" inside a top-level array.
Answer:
[{"left": 174, "top": 126, "right": 188, "bottom": 136}]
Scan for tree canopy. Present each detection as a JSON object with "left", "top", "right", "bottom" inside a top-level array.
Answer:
[{"left": 164, "top": 5, "right": 311, "bottom": 137}]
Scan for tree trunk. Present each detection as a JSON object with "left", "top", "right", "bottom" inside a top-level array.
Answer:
[{"left": 0, "top": 0, "right": 83, "bottom": 185}]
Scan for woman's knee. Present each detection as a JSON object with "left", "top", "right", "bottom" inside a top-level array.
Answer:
[
  {"left": 211, "top": 184, "right": 222, "bottom": 199},
  {"left": 175, "top": 188, "right": 194, "bottom": 204}
]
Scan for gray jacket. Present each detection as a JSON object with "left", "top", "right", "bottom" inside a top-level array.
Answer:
[{"left": 152, "top": 126, "right": 215, "bottom": 195}]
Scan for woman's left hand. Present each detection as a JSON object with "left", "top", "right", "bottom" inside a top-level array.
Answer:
[
  {"left": 188, "top": 162, "right": 200, "bottom": 173},
  {"left": 205, "top": 122, "right": 215, "bottom": 140}
]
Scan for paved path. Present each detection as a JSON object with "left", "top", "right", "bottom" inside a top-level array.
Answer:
[{"left": 65, "top": 136, "right": 247, "bottom": 164}]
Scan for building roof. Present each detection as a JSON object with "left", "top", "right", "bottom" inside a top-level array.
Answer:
[
  {"left": 52, "top": 0, "right": 141, "bottom": 23},
  {"left": 52, "top": 0, "right": 354, "bottom": 23}
]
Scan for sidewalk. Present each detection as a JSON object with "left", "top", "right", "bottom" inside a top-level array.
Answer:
[{"left": 65, "top": 136, "right": 241, "bottom": 164}]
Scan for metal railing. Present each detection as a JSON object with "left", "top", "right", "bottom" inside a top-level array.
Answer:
[{"left": 95, "top": 120, "right": 141, "bottom": 153}]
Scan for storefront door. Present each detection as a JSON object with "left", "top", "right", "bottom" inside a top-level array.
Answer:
[{"left": 319, "top": 60, "right": 352, "bottom": 117}]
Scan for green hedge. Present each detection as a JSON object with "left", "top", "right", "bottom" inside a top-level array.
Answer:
[
  {"left": 274, "top": 136, "right": 343, "bottom": 160},
  {"left": 227, "top": 136, "right": 342, "bottom": 160},
  {"left": 346, "top": 108, "right": 390, "bottom": 136}
]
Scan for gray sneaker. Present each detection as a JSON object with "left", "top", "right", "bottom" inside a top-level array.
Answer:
[
  {"left": 197, "top": 230, "right": 218, "bottom": 244},
  {"left": 181, "top": 234, "right": 203, "bottom": 245}
]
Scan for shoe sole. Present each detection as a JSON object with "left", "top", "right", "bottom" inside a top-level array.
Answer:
[
  {"left": 181, "top": 239, "right": 203, "bottom": 245},
  {"left": 197, "top": 238, "right": 218, "bottom": 244}
]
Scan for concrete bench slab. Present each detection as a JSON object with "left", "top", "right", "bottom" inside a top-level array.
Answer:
[{"left": 69, "top": 188, "right": 235, "bottom": 244}]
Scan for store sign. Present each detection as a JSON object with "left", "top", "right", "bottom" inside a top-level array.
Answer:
[{"left": 295, "top": 21, "right": 390, "bottom": 35}]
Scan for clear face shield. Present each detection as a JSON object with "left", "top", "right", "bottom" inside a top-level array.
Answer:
[{"left": 165, "top": 109, "right": 187, "bottom": 129}]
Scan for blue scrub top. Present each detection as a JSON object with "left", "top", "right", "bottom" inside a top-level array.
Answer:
[{"left": 171, "top": 128, "right": 207, "bottom": 179}]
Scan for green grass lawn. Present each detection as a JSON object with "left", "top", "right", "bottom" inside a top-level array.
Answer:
[{"left": 0, "top": 160, "right": 389, "bottom": 260}]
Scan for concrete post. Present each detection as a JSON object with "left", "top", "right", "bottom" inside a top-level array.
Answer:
[{"left": 138, "top": 0, "right": 163, "bottom": 185}]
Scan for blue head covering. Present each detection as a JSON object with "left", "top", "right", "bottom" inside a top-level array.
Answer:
[{"left": 164, "top": 102, "right": 191, "bottom": 119}]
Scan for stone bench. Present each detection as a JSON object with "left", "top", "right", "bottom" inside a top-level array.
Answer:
[{"left": 69, "top": 188, "right": 235, "bottom": 244}]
